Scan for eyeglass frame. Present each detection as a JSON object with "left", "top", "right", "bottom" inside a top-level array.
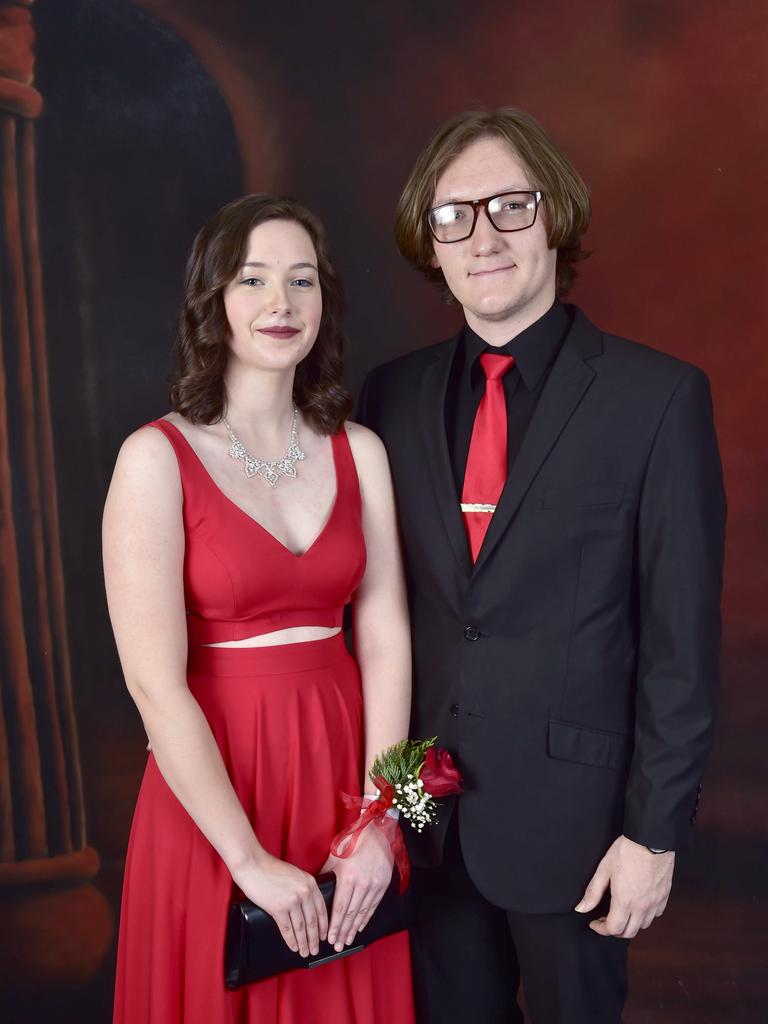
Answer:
[{"left": 427, "top": 190, "right": 544, "bottom": 244}]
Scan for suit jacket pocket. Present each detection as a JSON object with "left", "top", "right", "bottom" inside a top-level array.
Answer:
[
  {"left": 547, "top": 719, "right": 629, "bottom": 771},
  {"left": 542, "top": 483, "right": 624, "bottom": 509}
]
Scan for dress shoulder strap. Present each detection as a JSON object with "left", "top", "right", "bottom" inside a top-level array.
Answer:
[
  {"left": 146, "top": 418, "right": 185, "bottom": 458},
  {"left": 144, "top": 418, "right": 209, "bottom": 484},
  {"left": 332, "top": 425, "right": 363, "bottom": 512}
]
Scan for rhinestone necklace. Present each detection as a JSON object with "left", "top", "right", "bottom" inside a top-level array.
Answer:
[{"left": 222, "top": 406, "right": 306, "bottom": 488}]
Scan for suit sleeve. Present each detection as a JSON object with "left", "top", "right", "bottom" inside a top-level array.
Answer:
[
  {"left": 355, "top": 366, "right": 380, "bottom": 432},
  {"left": 623, "top": 366, "right": 726, "bottom": 850}
]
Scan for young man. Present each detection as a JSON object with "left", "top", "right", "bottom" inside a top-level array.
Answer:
[{"left": 356, "top": 109, "right": 726, "bottom": 1023}]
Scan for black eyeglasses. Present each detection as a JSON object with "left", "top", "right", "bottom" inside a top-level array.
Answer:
[{"left": 428, "top": 190, "right": 543, "bottom": 244}]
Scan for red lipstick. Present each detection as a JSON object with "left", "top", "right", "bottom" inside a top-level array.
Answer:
[{"left": 257, "top": 326, "right": 300, "bottom": 338}]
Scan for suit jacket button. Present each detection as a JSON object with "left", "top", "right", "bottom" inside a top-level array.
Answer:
[
  {"left": 450, "top": 703, "right": 460, "bottom": 718},
  {"left": 464, "top": 626, "right": 480, "bottom": 641}
]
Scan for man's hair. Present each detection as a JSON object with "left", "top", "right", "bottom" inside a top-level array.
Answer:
[
  {"left": 169, "top": 194, "right": 352, "bottom": 433},
  {"left": 395, "top": 108, "right": 591, "bottom": 296}
]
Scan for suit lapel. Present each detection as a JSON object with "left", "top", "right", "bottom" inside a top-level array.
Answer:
[
  {"left": 418, "top": 334, "right": 472, "bottom": 578},
  {"left": 473, "top": 310, "right": 603, "bottom": 576}
]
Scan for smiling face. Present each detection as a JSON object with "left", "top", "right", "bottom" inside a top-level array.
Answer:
[
  {"left": 222, "top": 218, "right": 323, "bottom": 373},
  {"left": 430, "top": 135, "right": 557, "bottom": 342}
]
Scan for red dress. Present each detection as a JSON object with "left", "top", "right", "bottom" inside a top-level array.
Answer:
[{"left": 113, "top": 420, "right": 415, "bottom": 1023}]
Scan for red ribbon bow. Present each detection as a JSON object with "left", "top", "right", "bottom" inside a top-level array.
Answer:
[{"left": 329, "top": 775, "right": 411, "bottom": 893}]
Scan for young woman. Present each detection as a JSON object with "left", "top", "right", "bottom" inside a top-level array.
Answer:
[{"left": 104, "top": 195, "right": 415, "bottom": 1022}]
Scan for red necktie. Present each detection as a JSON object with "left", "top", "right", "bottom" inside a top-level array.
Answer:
[{"left": 460, "top": 353, "right": 515, "bottom": 563}]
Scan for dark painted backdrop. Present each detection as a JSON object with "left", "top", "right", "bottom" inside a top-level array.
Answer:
[{"left": 1, "top": 0, "right": 766, "bottom": 1020}]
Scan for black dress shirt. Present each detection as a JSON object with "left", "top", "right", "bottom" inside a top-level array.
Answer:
[{"left": 446, "top": 300, "right": 572, "bottom": 493}]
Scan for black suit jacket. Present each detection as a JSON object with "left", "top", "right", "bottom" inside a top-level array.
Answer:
[{"left": 357, "top": 307, "right": 726, "bottom": 913}]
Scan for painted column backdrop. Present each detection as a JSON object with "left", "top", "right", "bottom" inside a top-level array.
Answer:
[{"left": 0, "top": 1, "right": 765, "bottom": 1021}]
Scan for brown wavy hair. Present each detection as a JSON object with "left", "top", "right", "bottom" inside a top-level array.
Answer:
[
  {"left": 169, "top": 194, "right": 352, "bottom": 434},
  {"left": 395, "top": 108, "right": 591, "bottom": 297}
]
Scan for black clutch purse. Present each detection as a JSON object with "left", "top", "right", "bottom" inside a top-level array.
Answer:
[{"left": 224, "top": 872, "right": 415, "bottom": 989}]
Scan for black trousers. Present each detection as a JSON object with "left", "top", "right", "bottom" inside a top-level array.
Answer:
[{"left": 409, "top": 816, "right": 628, "bottom": 1024}]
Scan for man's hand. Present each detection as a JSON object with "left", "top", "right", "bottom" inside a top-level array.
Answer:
[{"left": 574, "top": 835, "right": 675, "bottom": 938}]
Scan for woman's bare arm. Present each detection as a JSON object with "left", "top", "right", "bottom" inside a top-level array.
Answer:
[
  {"left": 321, "top": 422, "right": 411, "bottom": 952},
  {"left": 346, "top": 421, "right": 412, "bottom": 794},
  {"left": 103, "top": 426, "right": 326, "bottom": 955}
]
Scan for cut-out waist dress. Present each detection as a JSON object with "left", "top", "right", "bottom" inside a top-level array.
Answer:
[{"left": 112, "top": 420, "right": 414, "bottom": 1024}]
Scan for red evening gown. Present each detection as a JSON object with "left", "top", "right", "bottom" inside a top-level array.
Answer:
[{"left": 112, "top": 420, "right": 415, "bottom": 1023}]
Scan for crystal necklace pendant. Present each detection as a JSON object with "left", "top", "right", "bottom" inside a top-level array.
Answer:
[{"left": 223, "top": 406, "right": 306, "bottom": 488}]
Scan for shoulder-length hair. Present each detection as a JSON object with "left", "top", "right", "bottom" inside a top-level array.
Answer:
[
  {"left": 169, "top": 194, "right": 352, "bottom": 434},
  {"left": 395, "top": 108, "right": 591, "bottom": 297}
]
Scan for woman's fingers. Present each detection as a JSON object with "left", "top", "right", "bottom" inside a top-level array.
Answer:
[
  {"left": 289, "top": 906, "right": 310, "bottom": 958},
  {"left": 277, "top": 914, "right": 299, "bottom": 953},
  {"left": 350, "top": 902, "right": 372, "bottom": 938},
  {"left": 339, "top": 886, "right": 366, "bottom": 947},
  {"left": 302, "top": 901, "right": 320, "bottom": 956},
  {"left": 275, "top": 893, "right": 323, "bottom": 957},
  {"left": 327, "top": 884, "right": 351, "bottom": 949},
  {"left": 355, "top": 885, "right": 385, "bottom": 934},
  {"left": 299, "top": 876, "right": 327, "bottom": 955},
  {"left": 313, "top": 883, "right": 329, "bottom": 943}
]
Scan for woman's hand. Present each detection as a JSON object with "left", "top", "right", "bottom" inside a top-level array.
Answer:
[
  {"left": 321, "top": 821, "right": 395, "bottom": 952},
  {"left": 233, "top": 853, "right": 329, "bottom": 957}
]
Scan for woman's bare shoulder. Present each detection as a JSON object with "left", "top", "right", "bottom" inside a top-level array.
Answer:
[
  {"left": 344, "top": 419, "right": 387, "bottom": 458},
  {"left": 109, "top": 417, "right": 182, "bottom": 497},
  {"left": 343, "top": 420, "right": 391, "bottom": 490}
]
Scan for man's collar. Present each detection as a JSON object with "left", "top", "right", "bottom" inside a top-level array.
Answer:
[{"left": 463, "top": 300, "right": 571, "bottom": 390}]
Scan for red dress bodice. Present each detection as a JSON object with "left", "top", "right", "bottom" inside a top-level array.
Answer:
[{"left": 147, "top": 420, "right": 367, "bottom": 644}]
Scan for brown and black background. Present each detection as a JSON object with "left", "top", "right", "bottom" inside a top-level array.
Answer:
[{"left": 1, "top": 1, "right": 765, "bottom": 1021}]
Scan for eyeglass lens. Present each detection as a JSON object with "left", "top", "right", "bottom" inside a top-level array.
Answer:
[{"left": 429, "top": 191, "right": 538, "bottom": 242}]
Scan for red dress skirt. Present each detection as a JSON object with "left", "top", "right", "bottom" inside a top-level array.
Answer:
[{"left": 113, "top": 635, "right": 414, "bottom": 1022}]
